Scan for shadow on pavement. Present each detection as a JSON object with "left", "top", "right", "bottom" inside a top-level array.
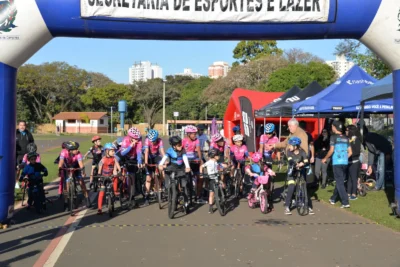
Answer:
[{"left": 0, "top": 250, "right": 41, "bottom": 267}]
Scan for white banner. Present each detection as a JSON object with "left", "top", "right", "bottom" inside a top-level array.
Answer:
[{"left": 81, "top": 0, "right": 330, "bottom": 23}]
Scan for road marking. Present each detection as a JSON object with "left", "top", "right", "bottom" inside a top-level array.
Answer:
[{"left": 33, "top": 208, "right": 88, "bottom": 267}]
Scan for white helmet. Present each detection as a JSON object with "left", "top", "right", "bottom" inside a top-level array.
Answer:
[{"left": 232, "top": 134, "right": 244, "bottom": 142}]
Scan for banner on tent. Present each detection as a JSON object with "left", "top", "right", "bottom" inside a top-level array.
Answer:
[
  {"left": 81, "top": 0, "right": 330, "bottom": 23},
  {"left": 356, "top": 104, "right": 393, "bottom": 111},
  {"left": 239, "top": 96, "right": 255, "bottom": 152}
]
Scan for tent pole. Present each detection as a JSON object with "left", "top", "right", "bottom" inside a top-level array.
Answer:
[
  {"left": 279, "top": 116, "right": 282, "bottom": 140},
  {"left": 386, "top": 113, "right": 389, "bottom": 138},
  {"left": 318, "top": 113, "right": 320, "bottom": 133},
  {"left": 360, "top": 101, "right": 365, "bottom": 143}
]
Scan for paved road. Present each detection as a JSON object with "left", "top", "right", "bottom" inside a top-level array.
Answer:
[{"left": 1, "top": 136, "right": 400, "bottom": 266}]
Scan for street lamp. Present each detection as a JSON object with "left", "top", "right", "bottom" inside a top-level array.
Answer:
[{"left": 162, "top": 79, "right": 166, "bottom": 136}]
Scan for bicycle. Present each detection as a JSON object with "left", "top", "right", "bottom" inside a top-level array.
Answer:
[
  {"left": 166, "top": 169, "right": 191, "bottom": 219},
  {"left": 232, "top": 161, "right": 245, "bottom": 199},
  {"left": 146, "top": 164, "right": 167, "bottom": 209},
  {"left": 292, "top": 165, "right": 308, "bottom": 216},
  {"left": 201, "top": 170, "right": 227, "bottom": 216},
  {"left": 97, "top": 175, "right": 122, "bottom": 217},
  {"left": 247, "top": 174, "right": 271, "bottom": 214},
  {"left": 86, "top": 156, "right": 99, "bottom": 192},
  {"left": 60, "top": 167, "right": 83, "bottom": 215}
]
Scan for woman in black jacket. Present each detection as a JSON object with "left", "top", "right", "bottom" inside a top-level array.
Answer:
[
  {"left": 346, "top": 124, "right": 361, "bottom": 200},
  {"left": 314, "top": 129, "right": 330, "bottom": 188}
]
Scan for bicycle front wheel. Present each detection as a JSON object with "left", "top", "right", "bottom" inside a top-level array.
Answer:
[
  {"left": 215, "top": 185, "right": 226, "bottom": 216},
  {"left": 234, "top": 171, "right": 241, "bottom": 199},
  {"left": 107, "top": 194, "right": 113, "bottom": 217},
  {"left": 69, "top": 180, "right": 75, "bottom": 215},
  {"left": 296, "top": 179, "right": 308, "bottom": 216},
  {"left": 168, "top": 183, "right": 177, "bottom": 219}
]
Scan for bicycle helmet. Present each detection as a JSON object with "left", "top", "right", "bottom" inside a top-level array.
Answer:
[
  {"left": 147, "top": 129, "right": 159, "bottom": 142},
  {"left": 61, "top": 141, "right": 68, "bottom": 149},
  {"left": 127, "top": 127, "right": 141, "bottom": 139},
  {"left": 26, "top": 143, "right": 37, "bottom": 153},
  {"left": 103, "top": 143, "right": 115, "bottom": 150},
  {"left": 232, "top": 134, "right": 244, "bottom": 142},
  {"left": 232, "top": 126, "right": 240, "bottom": 133},
  {"left": 27, "top": 152, "right": 38, "bottom": 160},
  {"left": 185, "top": 125, "right": 198, "bottom": 134},
  {"left": 91, "top": 135, "right": 101, "bottom": 142},
  {"left": 211, "top": 133, "right": 224, "bottom": 143},
  {"left": 264, "top": 123, "right": 275, "bottom": 134},
  {"left": 65, "top": 141, "right": 79, "bottom": 151},
  {"left": 251, "top": 152, "right": 262, "bottom": 163},
  {"left": 197, "top": 124, "right": 206, "bottom": 130},
  {"left": 208, "top": 148, "right": 220, "bottom": 159},
  {"left": 169, "top": 136, "right": 182, "bottom": 146},
  {"left": 288, "top": 137, "right": 301, "bottom": 147}
]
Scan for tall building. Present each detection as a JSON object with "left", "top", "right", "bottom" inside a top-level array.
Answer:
[
  {"left": 175, "top": 68, "right": 202, "bottom": 78},
  {"left": 325, "top": 54, "right": 355, "bottom": 77},
  {"left": 129, "top": 61, "right": 163, "bottom": 83},
  {"left": 208, "top": 61, "right": 230, "bottom": 79}
]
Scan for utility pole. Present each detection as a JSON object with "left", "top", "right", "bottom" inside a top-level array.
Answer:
[
  {"left": 163, "top": 80, "right": 166, "bottom": 136},
  {"left": 110, "top": 106, "right": 113, "bottom": 137}
]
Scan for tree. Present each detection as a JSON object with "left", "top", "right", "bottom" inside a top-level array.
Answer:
[
  {"left": 284, "top": 48, "right": 324, "bottom": 64},
  {"left": 233, "top": 40, "right": 283, "bottom": 65},
  {"left": 17, "top": 62, "right": 90, "bottom": 123},
  {"left": 87, "top": 72, "right": 115, "bottom": 88},
  {"left": 335, "top": 39, "right": 391, "bottom": 79},
  {"left": 81, "top": 83, "right": 133, "bottom": 111},
  {"left": 265, "top": 62, "right": 336, "bottom": 91},
  {"left": 132, "top": 78, "right": 179, "bottom": 128}
]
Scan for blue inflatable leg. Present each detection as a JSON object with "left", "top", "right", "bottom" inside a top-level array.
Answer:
[
  {"left": 393, "top": 70, "right": 400, "bottom": 215},
  {"left": 0, "top": 62, "right": 17, "bottom": 223}
]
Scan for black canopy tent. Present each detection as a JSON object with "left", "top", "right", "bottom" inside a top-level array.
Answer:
[{"left": 256, "top": 85, "right": 301, "bottom": 117}]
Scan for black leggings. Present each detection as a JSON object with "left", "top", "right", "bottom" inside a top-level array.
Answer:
[{"left": 347, "top": 161, "right": 360, "bottom": 195}]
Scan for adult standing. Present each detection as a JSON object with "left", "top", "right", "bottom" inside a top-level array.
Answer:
[
  {"left": 346, "top": 125, "right": 361, "bottom": 200},
  {"left": 16, "top": 120, "right": 34, "bottom": 165},
  {"left": 269, "top": 118, "right": 309, "bottom": 154},
  {"left": 299, "top": 121, "right": 315, "bottom": 163},
  {"left": 15, "top": 120, "right": 34, "bottom": 188},
  {"left": 197, "top": 124, "right": 210, "bottom": 161},
  {"left": 362, "top": 126, "right": 393, "bottom": 191},
  {"left": 322, "top": 120, "right": 352, "bottom": 208},
  {"left": 314, "top": 129, "right": 330, "bottom": 188}
]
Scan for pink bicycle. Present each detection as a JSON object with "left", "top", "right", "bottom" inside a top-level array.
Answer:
[{"left": 247, "top": 174, "right": 272, "bottom": 214}]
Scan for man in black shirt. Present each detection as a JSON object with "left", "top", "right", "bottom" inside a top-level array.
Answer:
[
  {"left": 362, "top": 126, "right": 392, "bottom": 191},
  {"left": 16, "top": 120, "right": 35, "bottom": 165}
]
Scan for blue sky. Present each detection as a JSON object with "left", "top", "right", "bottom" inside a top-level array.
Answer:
[{"left": 26, "top": 38, "right": 342, "bottom": 84}]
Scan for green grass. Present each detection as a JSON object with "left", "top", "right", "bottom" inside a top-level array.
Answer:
[{"left": 272, "top": 166, "right": 400, "bottom": 232}]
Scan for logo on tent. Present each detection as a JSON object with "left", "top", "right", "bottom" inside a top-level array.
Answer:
[
  {"left": 346, "top": 80, "right": 374, "bottom": 85},
  {"left": 0, "top": 0, "right": 17, "bottom": 33},
  {"left": 286, "top": 96, "right": 300, "bottom": 103}
]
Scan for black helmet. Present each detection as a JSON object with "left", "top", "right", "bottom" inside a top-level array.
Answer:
[
  {"left": 61, "top": 141, "right": 68, "bottom": 149},
  {"left": 197, "top": 124, "right": 206, "bottom": 130},
  {"left": 27, "top": 152, "right": 38, "bottom": 160},
  {"left": 169, "top": 136, "right": 182, "bottom": 146},
  {"left": 65, "top": 141, "right": 79, "bottom": 151},
  {"left": 26, "top": 143, "right": 37, "bottom": 153},
  {"left": 208, "top": 148, "right": 220, "bottom": 159}
]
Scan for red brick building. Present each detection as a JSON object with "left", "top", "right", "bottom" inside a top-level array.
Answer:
[{"left": 208, "top": 61, "right": 230, "bottom": 79}]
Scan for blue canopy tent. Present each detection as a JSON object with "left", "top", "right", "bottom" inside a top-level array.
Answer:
[{"left": 293, "top": 66, "right": 393, "bottom": 115}]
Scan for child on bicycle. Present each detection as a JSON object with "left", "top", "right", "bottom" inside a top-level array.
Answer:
[
  {"left": 159, "top": 136, "right": 191, "bottom": 191},
  {"left": 245, "top": 152, "right": 275, "bottom": 192},
  {"left": 58, "top": 141, "right": 90, "bottom": 208},
  {"left": 20, "top": 143, "right": 41, "bottom": 168},
  {"left": 120, "top": 127, "right": 143, "bottom": 208},
  {"left": 200, "top": 149, "right": 227, "bottom": 214},
  {"left": 83, "top": 136, "right": 103, "bottom": 189},
  {"left": 96, "top": 143, "right": 121, "bottom": 215},
  {"left": 284, "top": 137, "right": 313, "bottom": 215},
  {"left": 143, "top": 129, "right": 165, "bottom": 206},
  {"left": 183, "top": 125, "right": 205, "bottom": 203},
  {"left": 230, "top": 134, "right": 249, "bottom": 196},
  {"left": 259, "top": 123, "right": 279, "bottom": 166},
  {"left": 19, "top": 152, "right": 48, "bottom": 210}
]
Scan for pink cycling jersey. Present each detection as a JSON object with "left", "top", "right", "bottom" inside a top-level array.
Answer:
[
  {"left": 260, "top": 135, "right": 279, "bottom": 156},
  {"left": 182, "top": 138, "right": 199, "bottom": 160},
  {"left": 210, "top": 141, "right": 229, "bottom": 154},
  {"left": 60, "top": 149, "right": 83, "bottom": 166},
  {"left": 144, "top": 138, "right": 164, "bottom": 158},
  {"left": 230, "top": 145, "right": 248, "bottom": 161},
  {"left": 22, "top": 153, "right": 41, "bottom": 165},
  {"left": 121, "top": 136, "right": 143, "bottom": 161}
]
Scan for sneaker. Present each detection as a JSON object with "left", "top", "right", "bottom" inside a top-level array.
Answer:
[
  {"left": 349, "top": 196, "right": 358, "bottom": 201},
  {"left": 142, "top": 199, "right": 150, "bottom": 207},
  {"left": 329, "top": 199, "right": 335, "bottom": 205},
  {"left": 340, "top": 204, "right": 350, "bottom": 209},
  {"left": 15, "top": 182, "right": 20, "bottom": 189},
  {"left": 209, "top": 205, "right": 214, "bottom": 214},
  {"left": 89, "top": 182, "right": 93, "bottom": 189},
  {"left": 321, "top": 184, "right": 326, "bottom": 189},
  {"left": 97, "top": 209, "right": 103, "bottom": 215},
  {"left": 284, "top": 207, "right": 292, "bottom": 215},
  {"left": 197, "top": 198, "right": 207, "bottom": 204},
  {"left": 308, "top": 208, "right": 315, "bottom": 215}
]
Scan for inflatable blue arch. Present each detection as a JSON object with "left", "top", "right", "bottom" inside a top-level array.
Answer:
[{"left": 0, "top": 0, "right": 399, "bottom": 221}]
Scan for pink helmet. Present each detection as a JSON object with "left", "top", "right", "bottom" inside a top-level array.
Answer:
[
  {"left": 251, "top": 152, "right": 262, "bottom": 163},
  {"left": 185, "top": 125, "right": 198, "bottom": 134},
  {"left": 211, "top": 133, "right": 223, "bottom": 143},
  {"left": 127, "top": 127, "right": 141, "bottom": 139}
]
